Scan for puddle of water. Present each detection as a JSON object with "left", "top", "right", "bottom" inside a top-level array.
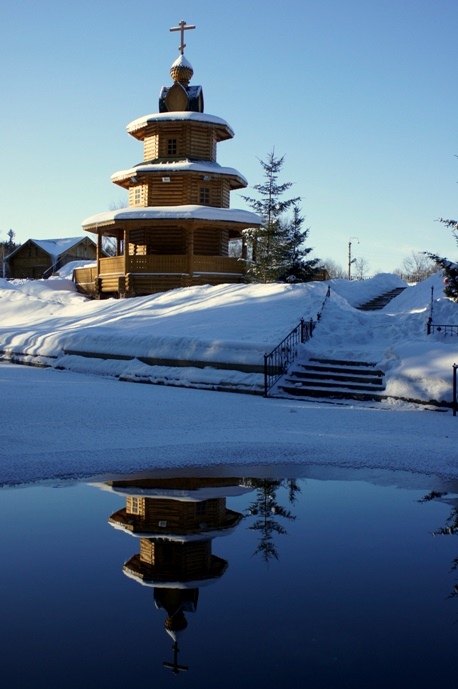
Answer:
[{"left": 0, "top": 470, "right": 457, "bottom": 688}]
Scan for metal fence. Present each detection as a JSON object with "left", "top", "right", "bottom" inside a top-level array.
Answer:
[
  {"left": 263, "top": 286, "right": 331, "bottom": 397},
  {"left": 453, "top": 364, "right": 457, "bottom": 417},
  {"left": 427, "top": 323, "right": 458, "bottom": 336},
  {"left": 264, "top": 319, "right": 315, "bottom": 396}
]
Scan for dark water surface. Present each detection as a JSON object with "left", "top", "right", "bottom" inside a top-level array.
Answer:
[{"left": 1, "top": 468, "right": 457, "bottom": 689}]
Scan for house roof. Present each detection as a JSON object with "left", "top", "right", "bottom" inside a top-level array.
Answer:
[{"left": 5, "top": 237, "right": 91, "bottom": 262}]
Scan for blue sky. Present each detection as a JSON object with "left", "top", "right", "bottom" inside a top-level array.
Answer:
[{"left": 1, "top": 0, "right": 457, "bottom": 273}]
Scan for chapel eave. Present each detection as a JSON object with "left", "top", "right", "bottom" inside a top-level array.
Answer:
[
  {"left": 111, "top": 161, "right": 248, "bottom": 190},
  {"left": 126, "top": 111, "right": 234, "bottom": 142},
  {"left": 82, "top": 205, "right": 261, "bottom": 233}
]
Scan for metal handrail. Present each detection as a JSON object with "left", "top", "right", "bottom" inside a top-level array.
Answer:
[
  {"left": 263, "top": 286, "right": 331, "bottom": 396},
  {"left": 264, "top": 318, "right": 314, "bottom": 396},
  {"left": 427, "top": 323, "right": 458, "bottom": 336},
  {"left": 453, "top": 364, "right": 457, "bottom": 417}
]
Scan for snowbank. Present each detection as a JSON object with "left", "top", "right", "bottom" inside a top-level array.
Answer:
[{"left": 1, "top": 272, "right": 457, "bottom": 404}]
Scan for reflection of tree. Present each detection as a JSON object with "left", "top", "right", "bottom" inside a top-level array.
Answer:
[
  {"left": 419, "top": 491, "right": 458, "bottom": 599},
  {"left": 431, "top": 506, "right": 458, "bottom": 599},
  {"left": 417, "top": 490, "right": 448, "bottom": 504},
  {"left": 245, "top": 479, "right": 300, "bottom": 562},
  {"left": 431, "top": 507, "right": 458, "bottom": 537}
]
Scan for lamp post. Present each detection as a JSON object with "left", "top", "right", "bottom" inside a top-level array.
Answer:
[{"left": 348, "top": 237, "right": 360, "bottom": 280}]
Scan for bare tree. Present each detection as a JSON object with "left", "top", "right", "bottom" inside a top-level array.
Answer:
[
  {"left": 353, "top": 257, "right": 370, "bottom": 280},
  {"left": 394, "top": 251, "right": 437, "bottom": 282},
  {"left": 109, "top": 197, "right": 128, "bottom": 210},
  {"left": 319, "top": 258, "right": 346, "bottom": 279}
]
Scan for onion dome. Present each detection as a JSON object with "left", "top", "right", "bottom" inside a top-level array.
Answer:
[
  {"left": 170, "top": 54, "right": 194, "bottom": 87},
  {"left": 165, "top": 611, "right": 188, "bottom": 634}
]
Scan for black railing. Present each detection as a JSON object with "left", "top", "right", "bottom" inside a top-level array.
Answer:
[
  {"left": 426, "top": 285, "right": 458, "bottom": 335},
  {"left": 453, "top": 364, "right": 457, "bottom": 417},
  {"left": 427, "top": 323, "right": 458, "bottom": 336},
  {"left": 263, "top": 286, "right": 331, "bottom": 396},
  {"left": 264, "top": 318, "right": 315, "bottom": 396}
]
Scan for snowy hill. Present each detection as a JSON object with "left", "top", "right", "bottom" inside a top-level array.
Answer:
[{"left": 0, "top": 272, "right": 457, "bottom": 405}]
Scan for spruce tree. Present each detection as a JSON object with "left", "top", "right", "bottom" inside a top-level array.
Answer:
[
  {"left": 427, "top": 254, "right": 458, "bottom": 302},
  {"left": 242, "top": 150, "right": 300, "bottom": 282},
  {"left": 277, "top": 204, "right": 320, "bottom": 282},
  {"left": 427, "top": 216, "right": 458, "bottom": 302}
]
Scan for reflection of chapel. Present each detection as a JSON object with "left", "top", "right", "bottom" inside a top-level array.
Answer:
[
  {"left": 74, "top": 20, "right": 260, "bottom": 299},
  {"left": 105, "top": 475, "right": 248, "bottom": 675}
]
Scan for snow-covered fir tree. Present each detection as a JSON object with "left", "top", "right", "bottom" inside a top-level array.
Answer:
[
  {"left": 428, "top": 253, "right": 458, "bottom": 302},
  {"left": 427, "top": 217, "right": 458, "bottom": 302},
  {"left": 242, "top": 150, "right": 316, "bottom": 283},
  {"left": 277, "top": 204, "right": 320, "bottom": 282}
]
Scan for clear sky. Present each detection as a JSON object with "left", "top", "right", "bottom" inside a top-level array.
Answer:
[{"left": 1, "top": 0, "right": 457, "bottom": 273}]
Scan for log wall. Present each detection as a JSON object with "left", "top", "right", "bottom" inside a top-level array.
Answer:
[{"left": 141, "top": 122, "right": 217, "bottom": 162}]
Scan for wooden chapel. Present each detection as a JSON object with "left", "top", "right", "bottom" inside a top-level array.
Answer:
[
  {"left": 104, "top": 475, "right": 247, "bottom": 674},
  {"left": 73, "top": 21, "right": 261, "bottom": 298}
]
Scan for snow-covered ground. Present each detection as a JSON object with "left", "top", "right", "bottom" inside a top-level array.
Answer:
[
  {"left": 0, "top": 271, "right": 457, "bottom": 487},
  {"left": 0, "top": 270, "right": 456, "bottom": 402}
]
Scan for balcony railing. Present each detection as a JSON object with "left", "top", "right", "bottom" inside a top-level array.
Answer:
[
  {"left": 98, "top": 254, "right": 244, "bottom": 275},
  {"left": 126, "top": 255, "right": 188, "bottom": 273},
  {"left": 193, "top": 256, "right": 244, "bottom": 274},
  {"left": 99, "top": 256, "right": 125, "bottom": 274}
]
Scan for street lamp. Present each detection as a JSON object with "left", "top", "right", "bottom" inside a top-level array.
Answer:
[{"left": 348, "top": 237, "right": 360, "bottom": 280}]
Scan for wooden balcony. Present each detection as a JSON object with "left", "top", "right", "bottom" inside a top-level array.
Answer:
[
  {"left": 73, "top": 254, "right": 246, "bottom": 297},
  {"left": 99, "top": 256, "right": 125, "bottom": 274},
  {"left": 193, "top": 256, "right": 244, "bottom": 274},
  {"left": 126, "top": 255, "right": 188, "bottom": 273},
  {"left": 97, "top": 254, "right": 245, "bottom": 276}
]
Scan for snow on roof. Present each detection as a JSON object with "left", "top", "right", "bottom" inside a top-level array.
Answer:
[
  {"left": 5, "top": 237, "right": 89, "bottom": 261},
  {"left": 111, "top": 160, "right": 247, "bottom": 186},
  {"left": 82, "top": 205, "right": 261, "bottom": 227},
  {"left": 32, "top": 237, "right": 88, "bottom": 260},
  {"left": 126, "top": 111, "right": 234, "bottom": 136},
  {"left": 171, "top": 54, "right": 193, "bottom": 70}
]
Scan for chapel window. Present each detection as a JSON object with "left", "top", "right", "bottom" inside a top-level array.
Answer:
[
  {"left": 199, "top": 187, "right": 210, "bottom": 205},
  {"left": 133, "top": 187, "right": 143, "bottom": 205},
  {"left": 127, "top": 497, "right": 141, "bottom": 515},
  {"left": 167, "top": 138, "right": 177, "bottom": 155}
]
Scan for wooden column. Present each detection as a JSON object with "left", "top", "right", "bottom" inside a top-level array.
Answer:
[
  {"left": 123, "top": 228, "right": 129, "bottom": 273},
  {"left": 186, "top": 226, "right": 194, "bottom": 276},
  {"left": 242, "top": 233, "right": 248, "bottom": 260},
  {"left": 96, "top": 229, "right": 102, "bottom": 277}
]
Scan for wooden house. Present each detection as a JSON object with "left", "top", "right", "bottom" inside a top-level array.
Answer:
[
  {"left": 73, "top": 21, "right": 261, "bottom": 298},
  {"left": 4, "top": 236, "right": 97, "bottom": 280}
]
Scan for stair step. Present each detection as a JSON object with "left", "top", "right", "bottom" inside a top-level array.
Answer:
[
  {"left": 309, "top": 357, "right": 377, "bottom": 367},
  {"left": 291, "top": 370, "right": 384, "bottom": 385},
  {"left": 357, "top": 287, "right": 406, "bottom": 311},
  {"left": 284, "top": 378, "right": 385, "bottom": 392},
  {"left": 299, "top": 363, "right": 384, "bottom": 377},
  {"left": 274, "top": 351, "right": 387, "bottom": 404},
  {"left": 278, "top": 384, "right": 386, "bottom": 402}
]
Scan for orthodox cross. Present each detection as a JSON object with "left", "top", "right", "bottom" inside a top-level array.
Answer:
[
  {"left": 170, "top": 20, "right": 196, "bottom": 55},
  {"left": 163, "top": 641, "right": 188, "bottom": 675}
]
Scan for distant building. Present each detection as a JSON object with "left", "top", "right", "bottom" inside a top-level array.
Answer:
[
  {"left": 73, "top": 20, "right": 261, "bottom": 299},
  {"left": 4, "top": 237, "right": 97, "bottom": 279}
]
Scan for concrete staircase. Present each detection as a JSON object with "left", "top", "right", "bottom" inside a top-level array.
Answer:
[
  {"left": 277, "top": 357, "right": 386, "bottom": 402},
  {"left": 356, "top": 287, "right": 406, "bottom": 311}
]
